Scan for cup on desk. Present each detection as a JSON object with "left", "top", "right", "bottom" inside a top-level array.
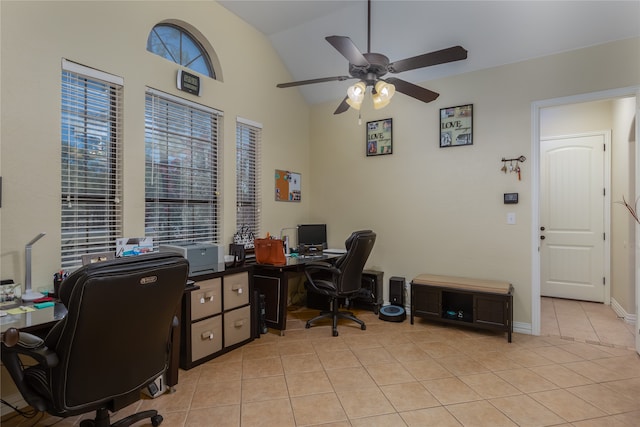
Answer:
[{"left": 53, "top": 278, "right": 63, "bottom": 299}]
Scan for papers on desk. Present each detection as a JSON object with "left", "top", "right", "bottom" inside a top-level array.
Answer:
[{"left": 7, "top": 306, "right": 36, "bottom": 315}]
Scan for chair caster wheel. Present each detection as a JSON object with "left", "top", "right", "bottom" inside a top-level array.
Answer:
[
  {"left": 305, "top": 323, "right": 311, "bottom": 329},
  {"left": 151, "top": 414, "right": 163, "bottom": 427},
  {"left": 361, "top": 324, "right": 366, "bottom": 330},
  {"left": 332, "top": 330, "right": 339, "bottom": 337}
]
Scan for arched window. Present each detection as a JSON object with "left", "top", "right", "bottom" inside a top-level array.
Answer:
[{"left": 147, "top": 23, "right": 215, "bottom": 78}]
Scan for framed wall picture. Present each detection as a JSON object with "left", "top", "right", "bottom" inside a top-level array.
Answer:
[
  {"left": 275, "top": 169, "right": 301, "bottom": 202},
  {"left": 440, "top": 104, "right": 473, "bottom": 147},
  {"left": 366, "top": 118, "right": 392, "bottom": 156}
]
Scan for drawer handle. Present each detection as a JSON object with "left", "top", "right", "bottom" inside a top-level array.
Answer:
[
  {"left": 201, "top": 331, "right": 214, "bottom": 340},
  {"left": 232, "top": 285, "right": 243, "bottom": 294},
  {"left": 234, "top": 319, "right": 245, "bottom": 328},
  {"left": 200, "top": 294, "right": 214, "bottom": 304}
]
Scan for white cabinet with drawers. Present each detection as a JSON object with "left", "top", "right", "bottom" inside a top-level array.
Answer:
[{"left": 180, "top": 267, "right": 253, "bottom": 369}]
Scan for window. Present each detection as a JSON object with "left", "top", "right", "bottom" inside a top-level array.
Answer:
[
  {"left": 61, "top": 60, "right": 123, "bottom": 269},
  {"left": 147, "top": 24, "right": 214, "bottom": 78},
  {"left": 145, "top": 89, "right": 222, "bottom": 248},
  {"left": 236, "top": 118, "right": 262, "bottom": 237}
]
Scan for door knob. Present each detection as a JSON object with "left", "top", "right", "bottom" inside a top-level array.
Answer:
[
  {"left": 540, "top": 226, "right": 545, "bottom": 231},
  {"left": 540, "top": 235, "right": 546, "bottom": 240}
]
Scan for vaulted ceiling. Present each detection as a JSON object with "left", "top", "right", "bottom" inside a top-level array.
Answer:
[{"left": 219, "top": 0, "right": 640, "bottom": 105}]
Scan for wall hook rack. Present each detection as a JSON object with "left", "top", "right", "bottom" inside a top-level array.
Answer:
[
  {"left": 501, "top": 155, "right": 526, "bottom": 163},
  {"left": 500, "top": 155, "right": 526, "bottom": 180}
]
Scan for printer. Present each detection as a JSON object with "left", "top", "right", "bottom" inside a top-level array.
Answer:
[{"left": 159, "top": 243, "right": 224, "bottom": 277}]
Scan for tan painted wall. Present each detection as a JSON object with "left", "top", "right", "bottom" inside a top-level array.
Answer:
[
  {"left": 0, "top": 0, "right": 312, "bottom": 289},
  {"left": 308, "top": 37, "right": 640, "bottom": 328}
]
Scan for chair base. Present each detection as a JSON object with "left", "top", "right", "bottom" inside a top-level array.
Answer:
[
  {"left": 79, "top": 408, "right": 163, "bottom": 427},
  {"left": 305, "top": 301, "right": 366, "bottom": 337}
]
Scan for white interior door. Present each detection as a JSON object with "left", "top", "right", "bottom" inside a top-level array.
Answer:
[{"left": 540, "top": 132, "right": 609, "bottom": 302}]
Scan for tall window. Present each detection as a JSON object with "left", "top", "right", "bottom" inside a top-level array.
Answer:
[
  {"left": 236, "top": 118, "right": 262, "bottom": 237},
  {"left": 61, "top": 60, "right": 123, "bottom": 269},
  {"left": 145, "top": 89, "right": 222, "bottom": 247},
  {"left": 147, "top": 23, "right": 214, "bottom": 78}
]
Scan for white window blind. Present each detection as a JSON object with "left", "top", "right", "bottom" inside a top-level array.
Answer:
[
  {"left": 61, "top": 61, "right": 123, "bottom": 269},
  {"left": 145, "top": 89, "right": 222, "bottom": 248},
  {"left": 236, "top": 117, "right": 262, "bottom": 237}
]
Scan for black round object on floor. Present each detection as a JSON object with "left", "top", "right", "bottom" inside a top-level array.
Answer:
[{"left": 378, "top": 305, "right": 406, "bottom": 322}]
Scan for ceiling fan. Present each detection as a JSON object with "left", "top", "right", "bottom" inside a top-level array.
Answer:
[{"left": 276, "top": 0, "right": 468, "bottom": 114}]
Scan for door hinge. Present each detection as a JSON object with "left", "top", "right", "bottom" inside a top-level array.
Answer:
[
  {"left": 603, "top": 277, "right": 606, "bottom": 285},
  {"left": 603, "top": 232, "right": 606, "bottom": 241},
  {"left": 603, "top": 188, "right": 606, "bottom": 196}
]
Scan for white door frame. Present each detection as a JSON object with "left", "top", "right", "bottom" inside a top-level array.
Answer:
[{"left": 531, "top": 85, "right": 640, "bottom": 337}]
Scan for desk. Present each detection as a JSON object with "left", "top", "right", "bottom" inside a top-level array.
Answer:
[
  {"left": 0, "top": 302, "right": 67, "bottom": 335},
  {"left": 1, "top": 297, "right": 182, "bottom": 388},
  {"left": 253, "top": 254, "right": 341, "bottom": 335}
]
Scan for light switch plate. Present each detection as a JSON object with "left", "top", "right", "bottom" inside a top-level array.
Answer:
[{"left": 507, "top": 212, "right": 516, "bottom": 225}]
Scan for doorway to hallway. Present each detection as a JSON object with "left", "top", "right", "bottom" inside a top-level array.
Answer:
[{"left": 531, "top": 87, "right": 639, "bottom": 355}]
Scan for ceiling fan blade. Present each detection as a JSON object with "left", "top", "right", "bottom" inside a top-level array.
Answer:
[
  {"left": 385, "top": 77, "right": 439, "bottom": 103},
  {"left": 277, "top": 75, "right": 352, "bottom": 88},
  {"left": 388, "top": 46, "right": 468, "bottom": 74},
  {"left": 334, "top": 97, "right": 350, "bottom": 114},
  {"left": 326, "top": 36, "right": 369, "bottom": 67}
]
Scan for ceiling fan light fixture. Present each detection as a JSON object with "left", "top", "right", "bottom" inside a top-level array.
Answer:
[
  {"left": 372, "top": 80, "right": 395, "bottom": 109},
  {"left": 346, "top": 98, "right": 363, "bottom": 110},
  {"left": 347, "top": 81, "right": 366, "bottom": 102}
]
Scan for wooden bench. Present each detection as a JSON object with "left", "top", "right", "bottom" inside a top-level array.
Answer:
[{"left": 410, "top": 274, "right": 513, "bottom": 342}]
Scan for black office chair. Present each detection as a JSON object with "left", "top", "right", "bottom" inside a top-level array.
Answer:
[
  {"left": 304, "top": 230, "right": 376, "bottom": 336},
  {"left": 0, "top": 253, "right": 189, "bottom": 427}
]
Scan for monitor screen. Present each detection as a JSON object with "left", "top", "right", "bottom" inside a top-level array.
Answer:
[{"left": 297, "top": 224, "right": 327, "bottom": 249}]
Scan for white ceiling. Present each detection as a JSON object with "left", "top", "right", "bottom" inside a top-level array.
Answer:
[{"left": 218, "top": 0, "right": 640, "bottom": 106}]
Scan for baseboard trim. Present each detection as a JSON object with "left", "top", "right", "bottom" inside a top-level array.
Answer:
[
  {"left": 611, "top": 297, "right": 637, "bottom": 323},
  {"left": 514, "top": 321, "right": 532, "bottom": 335}
]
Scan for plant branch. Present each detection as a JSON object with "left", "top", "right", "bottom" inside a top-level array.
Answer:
[{"left": 615, "top": 195, "right": 640, "bottom": 224}]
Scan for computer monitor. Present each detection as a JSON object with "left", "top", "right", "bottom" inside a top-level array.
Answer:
[{"left": 297, "top": 224, "right": 327, "bottom": 249}]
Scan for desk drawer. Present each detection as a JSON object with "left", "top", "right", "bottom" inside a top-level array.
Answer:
[
  {"left": 191, "top": 278, "right": 222, "bottom": 321},
  {"left": 191, "top": 315, "right": 222, "bottom": 362},
  {"left": 224, "top": 272, "right": 249, "bottom": 310},
  {"left": 224, "top": 305, "right": 251, "bottom": 347}
]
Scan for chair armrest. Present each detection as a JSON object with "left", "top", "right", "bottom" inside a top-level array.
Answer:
[
  {"left": 304, "top": 262, "right": 342, "bottom": 288},
  {"left": 305, "top": 262, "right": 340, "bottom": 277},
  {"left": 1, "top": 329, "right": 59, "bottom": 368},
  {"left": 304, "top": 261, "right": 340, "bottom": 274},
  {"left": 1, "top": 328, "right": 60, "bottom": 412}
]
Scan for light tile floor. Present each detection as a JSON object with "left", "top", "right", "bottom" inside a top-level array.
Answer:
[
  {"left": 3, "top": 305, "right": 639, "bottom": 427},
  {"left": 540, "top": 297, "right": 637, "bottom": 349}
]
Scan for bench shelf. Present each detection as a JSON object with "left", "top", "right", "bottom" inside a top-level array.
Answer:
[{"left": 410, "top": 274, "right": 513, "bottom": 342}]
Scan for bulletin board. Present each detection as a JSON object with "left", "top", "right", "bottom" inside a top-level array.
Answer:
[{"left": 275, "top": 170, "right": 301, "bottom": 202}]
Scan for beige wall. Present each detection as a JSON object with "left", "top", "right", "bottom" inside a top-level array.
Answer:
[
  {"left": 0, "top": 1, "right": 312, "bottom": 290},
  {"left": 308, "top": 37, "right": 640, "bottom": 329},
  {"left": 1, "top": 0, "right": 638, "bottom": 411}
]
